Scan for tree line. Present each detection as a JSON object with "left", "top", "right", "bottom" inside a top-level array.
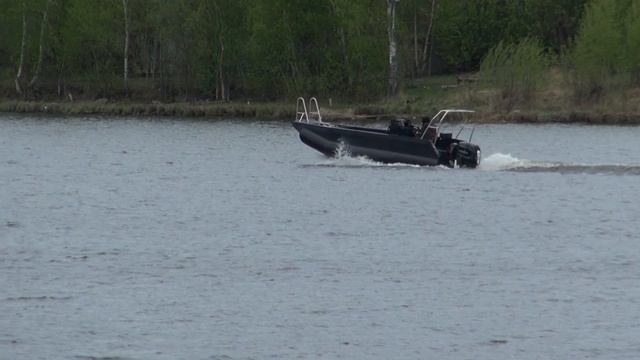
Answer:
[{"left": 0, "top": 0, "right": 599, "bottom": 102}]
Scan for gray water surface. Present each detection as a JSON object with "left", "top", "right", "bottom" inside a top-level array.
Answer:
[{"left": 2, "top": 115, "right": 640, "bottom": 359}]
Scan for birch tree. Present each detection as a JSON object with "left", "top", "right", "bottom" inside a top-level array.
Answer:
[
  {"left": 122, "top": 0, "right": 129, "bottom": 95},
  {"left": 29, "top": 0, "right": 52, "bottom": 88},
  {"left": 387, "top": 0, "right": 399, "bottom": 96},
  {"left": 14, "top": 0, "right": 27, "bottom": 95},
  {"left": 420, "top": 0, "right": 436, "bottom": 75},
  {"left": 212, "top": 0, "right": 226, "bottom": 101}
]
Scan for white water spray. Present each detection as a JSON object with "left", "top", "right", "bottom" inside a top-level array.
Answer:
[{"left": 479, "top": 153, "right": 527, "bottom": 171}]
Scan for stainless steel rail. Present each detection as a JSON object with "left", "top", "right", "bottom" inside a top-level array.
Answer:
[{"left": 296, "top": 97, "right": 323, "bottom": 123}]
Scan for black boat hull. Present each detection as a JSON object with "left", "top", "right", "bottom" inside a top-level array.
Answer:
[{"left": 292, "top": 121, "right": 441, "bottom": 166}]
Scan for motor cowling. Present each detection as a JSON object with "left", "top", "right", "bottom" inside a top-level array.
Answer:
[{"left": 451, "top": 142, "right": 481, "bottom": 168}]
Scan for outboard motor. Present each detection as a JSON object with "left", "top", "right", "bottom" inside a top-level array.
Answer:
[{"left": 451, "top": 142, "right": 481, "bottom": 168}]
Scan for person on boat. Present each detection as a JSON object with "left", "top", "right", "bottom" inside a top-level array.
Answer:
[
  {"left": 419, "top": 115, "right": 437, "bottom": 141},
  {"left": 402, "top": 119, "right": 417, "bottom": 137}
]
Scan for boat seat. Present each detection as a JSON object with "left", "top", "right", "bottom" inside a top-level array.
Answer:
[{"left": 389, "top": 119, "right": 416, "bottom": 137}]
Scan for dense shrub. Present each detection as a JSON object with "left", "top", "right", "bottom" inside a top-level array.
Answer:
[
  {"left": 624, "top": 1, "right": 640, "bottom": 83},
  {"left": 570, "top": 0, "right": 640, "bottom": 99},
  {"left": 480, "top": 38, "right": 548, "bottom": 109},
  {"left": 571, "top": 0, "right": 622, "bottom": 99}
]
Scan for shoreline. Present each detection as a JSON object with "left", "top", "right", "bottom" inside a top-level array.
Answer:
[{"left": 2, "top": 99, "right": 640, "bottom": 125}]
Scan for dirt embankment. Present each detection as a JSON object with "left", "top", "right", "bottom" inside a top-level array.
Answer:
[{"left": 3, "top": 99, "right": 640, "bottom": 125}]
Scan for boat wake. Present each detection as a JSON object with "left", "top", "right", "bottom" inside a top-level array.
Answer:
[
  {"left": 300, "top": 151, "right": 640, "bottom": 174},
  {"left": 480, "top": 153, "right": 640, "bottom": 175},
  {"left": 300, "top": 141, "right": 426, "bottom": 169},
  {"left": 301, "top": 155, "right": 425, "bottom": 169}
]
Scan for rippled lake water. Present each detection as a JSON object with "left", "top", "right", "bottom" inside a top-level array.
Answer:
[{"left": 2, "top": 114, "right": 640, "bottom": 360}]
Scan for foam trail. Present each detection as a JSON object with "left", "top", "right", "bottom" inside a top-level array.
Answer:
[
  {"left": 311, "top": 155, "right": 423, "bottom": 168},
  {"left": 480, "top": 152, "right": 565, "bottom": 171},
  {"left": 479, "top": 153, "right": 528, "bottom": 171},
  {"left": 302, "top": 147, "right": 424, "bottom": 168},
  {"left": 479, "top": 153, "right": 640, "bottom": 175},
  {"left": 324, "top": 154, "right": 386, "bottom": 167},
  {"left": 304, "top": 151, "right": 640, "bottom": 174}
]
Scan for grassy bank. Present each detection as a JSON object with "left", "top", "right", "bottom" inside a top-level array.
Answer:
[
  {"left": 3, "top": 98, "right": 640, "bottom": 125},
  {"left": 0, "top": 99, "right": 294, "bottom": 120},
  {"left": 3, "top": 71, "right": 640, "bottom": 124}
]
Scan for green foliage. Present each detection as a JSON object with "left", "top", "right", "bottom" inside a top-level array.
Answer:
[
  {"left": 188, "top": 0, "right": 250, "bottom": 96},
  {"left": 432, "top": 0, "right": 587, "bottom": 71},
  {"left": 519, "top": 0, "right": 588, "bottom": 53},
  {"left": 434, "top": 1, "right": 515, "bottom": 71},
  {"left": 60, "top": 0, "right": 122, "bottom": 93},
  {"left": 0, "top": 0, "right": 390, "bottom": 100},
  {"left": 624, "top": 0, "right": 640, "bottom": 81},
  {"left": 572, "top": 0, "right": 622, "bottom": 97},
  {"left": 480, "top": 38, "right": 548, "bottom": 108},
  {"left": 328, "top": 1, "right": 387, "bottom": 98},
  {"left": 0, "top": 0, "right": 630, "bottom": 104},
  {"left": 0, "top": 0, "right": 54, "bottom": 80},
  {"left": 244, "top": 0, "right": 386, "bottom": 99},
  {"left": 570, "top": 0, "right": 640, "bottom": 98},
  {"left": 0, "top": 0, "right": 21, "bottom": 77}
]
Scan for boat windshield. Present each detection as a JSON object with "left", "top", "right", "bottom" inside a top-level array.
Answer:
[{"left": 420, "top": 109, "right": 476, "bottom": 142}]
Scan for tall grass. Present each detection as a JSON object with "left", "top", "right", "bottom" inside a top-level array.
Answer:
[
  {"left": 570, "top": 0, "right": 622, "bottom": 100},
  {"left": 625, "top": 1, "right": 640, "bottom": 83},
  {"left": 480, "top": 37, "right": 548, "bottom": 110},
  {"left": 570, "top": 0, "right": 640, "bottom": 100}
]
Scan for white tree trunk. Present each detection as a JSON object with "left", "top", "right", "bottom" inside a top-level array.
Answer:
[
  {"left": 123, "top": 0, "right": 129, "bottom": 95},
  {"left": 413, "top": 6, "right": 418, "bottom": 77},
  {"left": 329, "top": 0, "right": 351, "bottom": 86},
  {"left": 15, "top": 2, "right": 27, "bottom": 95},
  {"left": 29, "top": 0, "right": 52, "bottom": 88},
  {"left": 57, "top": 58, "right": 65, "bottom": 98},
  {"left": 218, "top": 33, "right": 225, "bottom": 101},
  {"left": 420, "top": 0, "right": 436, "bottom": 75},
  {"left": 387, "top": 0, "right": 399, "bottom": 96}
]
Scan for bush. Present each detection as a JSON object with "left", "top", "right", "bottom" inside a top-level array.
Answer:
[
  {"left": 625, "top": 1, "right": 640, "bottom": 83},
  {"left": 569, "top": 0, "right": 640, "bottom": 99},
  {"left": 570, "top": 0, "right": 623, "bottom": 99},
  {"left": 480, "top": 37, "right": 548, "bottom": 109}
]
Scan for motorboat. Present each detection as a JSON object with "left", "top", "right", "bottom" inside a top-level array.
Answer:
[{"left": 292, "top": 97, "right": 481, "bottom": 167}]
